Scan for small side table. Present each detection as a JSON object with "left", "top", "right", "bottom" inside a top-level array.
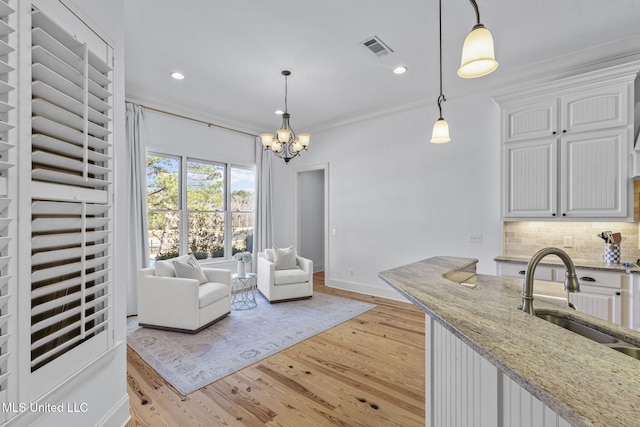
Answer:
[{"left": 231, "top": 273, "right": 257, "bottom": 310}]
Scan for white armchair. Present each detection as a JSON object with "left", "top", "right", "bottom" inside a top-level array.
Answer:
[
  {"left": 257, "top": 248, "right": 313, "bottom": 303},
  {"left": 137, "top": 255, "right": 231, "bottom": 333}
]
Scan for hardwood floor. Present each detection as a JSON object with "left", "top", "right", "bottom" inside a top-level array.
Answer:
[{"left": 126, "top": 272, "right": 425, "bottom": 426}]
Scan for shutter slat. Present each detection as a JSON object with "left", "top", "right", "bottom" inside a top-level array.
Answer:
[
  {"left": 33, "top": 134, "right": 112, "bottom": 163},
  {"left": 31, "top": 269, "right": 108, "bottom": 299},
  {"left": 31, "top": 256, "right": 109, "bottom": 284},
  {"left": 33, "top": 81, "right": 111, "bottom": 125},
  {"left": 31, "top": 200, "right": 109, "bottom": 216},
  {"left": 31, "top": 230, "right": 109, "bottom": 250},
  {"left": 32, "top": 217, "right": 109, "bottom": 232},
  {"left": 32, "top": 99, "right": 111, "bottom": 137},
  {"left": 32, "top": 168, "right": 111, "bottom": 189},
  {"left": 32, "top": 116, "right": 110, "bottom": 150},
  {"left": 32, "top": 63, "right": 110, "bottom": 112},
  {"left": 31, "top": 306, "right": 81, "bottom": 334},
  {"left": 32, "top": 151, "right": 111, "bottom": 176}
]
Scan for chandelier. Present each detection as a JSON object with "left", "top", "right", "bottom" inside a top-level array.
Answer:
[{"left": 260, "top": 70, "right": 310, "bottom": 164}]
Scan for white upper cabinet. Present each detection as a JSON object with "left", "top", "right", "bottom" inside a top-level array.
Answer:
[
  {"left": 562, "top": 84, "right": 628, "bottom": 134},
  {"left": 503, "top": 137, "right": 557, "bottom": 217},
  {"left": 496, "top": 62, "right": 639, "bottom": 221},
  {"left": 561, "top": 129, "right": 627, "bottom": 218},
  {"left": 503, "top": 99, "right": 557, "bottom": 142}
]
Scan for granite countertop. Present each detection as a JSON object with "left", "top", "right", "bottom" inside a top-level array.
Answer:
[
  {"left": 379, "top": 256, "right": 640, "bottom": 427},
  {"left": 495, "top": 254, "right": 640, "bottom": 273}
]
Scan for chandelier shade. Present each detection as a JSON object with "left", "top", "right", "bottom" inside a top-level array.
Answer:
[
  {"left": 457, "top": 1, "right": 498, "bottom": 78},
  {"left": 261, "top": 70, "right": 310, "bottom": 164}
]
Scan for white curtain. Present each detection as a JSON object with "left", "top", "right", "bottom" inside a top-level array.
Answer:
[
  {"left": 254, "top": 137, "right": 273, "bottom": 264},
  {"left": 125, "top": 103, "right": 149, "bottom": 315}
]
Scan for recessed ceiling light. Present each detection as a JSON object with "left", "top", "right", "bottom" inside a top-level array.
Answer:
[
  {"left": 393, "top": 66, "right": 407, "bottom": 75},
  {"left": 170, "top": 72, "right": 185, "bottom": 80},
  {"left": 275, "top": 110, "right": 284, "bottom": 115}
]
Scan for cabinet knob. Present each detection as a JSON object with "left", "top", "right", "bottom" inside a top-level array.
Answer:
[
  {"left": 562, "top": 213, "right": 567, "bottom": 217},
  {"left": 552, "top": 213, "right": 556, "bottom": 216},
  {"left": 616, "top": 292, "right": 621, "bottom": 296},
  {"left": 518, "top": 270, "right": 526, "bottom": 275},
  {"left": 552, "top": 131, "right": 557, "bottom": 135},
  {"left": 562, "top": 130, "right": 567, "bottom": 134}
]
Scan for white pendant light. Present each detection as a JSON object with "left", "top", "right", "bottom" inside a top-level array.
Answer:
[
  {"left": 431, "top": 0, "right": 451, "bottom": 144},
  {"left": 431, "top": 118, "right": 451, "bottom": 144},
  {"left": 457, "top": 0, "right": 498, "bottom": 78}
]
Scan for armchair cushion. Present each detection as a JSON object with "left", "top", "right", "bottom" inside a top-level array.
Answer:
[
  {"left": 154, "top": 254, "right": 191, "bottom": 277},
  {"left": 274, "top": 268, "right": 307, "bottom": 285},
  {"left": 273, "top": 246, "right": 297, "bottom": 270},
  {"left": 173, "top": 255, "right": 208, "bottom": 284},
  {"left": 199, "top": 281, "right": 231, "bottom": 308}
]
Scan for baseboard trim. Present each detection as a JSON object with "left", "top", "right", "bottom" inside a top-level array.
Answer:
[
  {"left": 97, "top": 394, "right": 131, "bottom": 427},
  {"left": 325, "top": 278, "right": 410, "bottom": 302}
]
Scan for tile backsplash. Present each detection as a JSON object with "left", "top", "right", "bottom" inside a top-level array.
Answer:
[{"left": 504, "top": 181, "right": 640, "bottom": 263}]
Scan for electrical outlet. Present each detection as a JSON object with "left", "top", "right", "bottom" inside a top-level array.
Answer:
[
  {"left": 563, "top": 236, "right": 573, "bottom": 248},
  {"left": 468, "top": 234, "right": 483, "bottom": 243}
]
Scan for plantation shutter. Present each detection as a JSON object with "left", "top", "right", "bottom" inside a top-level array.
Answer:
[
  {"left": 0, "top": 0, "right": 14, "bottom": 422},
  {"left": 29, "top": 5, "right": 113, "bottom": 374}
]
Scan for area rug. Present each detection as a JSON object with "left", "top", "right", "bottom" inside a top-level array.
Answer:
[{"left": 127, "top": 292, "right": 376, "bottom": 395}]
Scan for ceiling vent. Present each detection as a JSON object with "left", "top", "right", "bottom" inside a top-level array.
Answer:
[{"left": 361, "top": 36, "right": 393, "bottom": 57}]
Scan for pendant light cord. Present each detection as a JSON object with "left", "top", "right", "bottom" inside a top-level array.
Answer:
[
  {"left": 468, "top": 0, "right": 481, "bottom": 26},
  {"left": 437, "top": 0, "right": 446, "bottom": 119}
]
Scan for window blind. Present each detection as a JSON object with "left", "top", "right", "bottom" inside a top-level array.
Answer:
[{"left": 30, "top": 6, "right": 112, "bottom": 371}]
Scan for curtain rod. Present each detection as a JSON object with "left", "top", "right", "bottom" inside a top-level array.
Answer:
[{"left": 128, "top": 102, "right": 258, "bottom": 138}]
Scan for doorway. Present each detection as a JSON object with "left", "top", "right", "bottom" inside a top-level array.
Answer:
[{"left": 296, "top": 165, "right": 328, "bottom": 275}]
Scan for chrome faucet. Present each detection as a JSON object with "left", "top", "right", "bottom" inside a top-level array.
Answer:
[{"left": 520, "top": 247, "right": 580, "bottom": 315}]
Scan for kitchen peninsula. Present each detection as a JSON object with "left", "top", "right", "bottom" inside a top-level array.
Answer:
[{"left": 379, "top": 256, "right": 640, "bottom": 427}]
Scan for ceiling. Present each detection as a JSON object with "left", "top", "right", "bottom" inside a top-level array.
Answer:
[{"left": 123, "top": 0, "right": 640, "bottom": 134}]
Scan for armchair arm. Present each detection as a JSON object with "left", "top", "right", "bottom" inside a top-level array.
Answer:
[
  {"left": 296, "top": 256, "right": 313, "bottom": 274},
  {"left": 137, "top": 272, "right": 200, "bottom": 327},
  {"left": 257, "top": 255, "right": 275, "bottom": 287},
  {"left": 202, "top": 268, "right": 231, "bottom": 285}
]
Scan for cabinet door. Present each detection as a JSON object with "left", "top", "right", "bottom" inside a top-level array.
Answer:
[
  {"left": 560, "top": 129, "right": 628, "bottom": 218},
  {"left": 569, "top": 287, "right": 622, "bottom": 325},
  {"left": 503, "top": 138, "right": 558, "bottom": 218},
  {"left": 561, "top": 84, "right": 629, "bottom": 134},
  {"left": 503, "top": 99, "right": 558, "bottom": 142}
]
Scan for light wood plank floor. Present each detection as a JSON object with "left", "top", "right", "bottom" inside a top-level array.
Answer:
[{"left": 126, "top": 272, "right": 425, "bottom": 426}]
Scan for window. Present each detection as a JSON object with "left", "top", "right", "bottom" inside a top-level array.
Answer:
[
  {"left": 230, "top": 166, "right": 255, "bottom": 255},
  {"left": 146, "top": 155, "right": 180, "bottom": 260},
  {"left": 186, "top": 160, "right": 225, "bottom": 259},
  {"left": 146, "top": 154, "right": 255, "bottom": 262}
]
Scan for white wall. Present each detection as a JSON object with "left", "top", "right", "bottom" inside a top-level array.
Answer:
[{"left": 272, "top": 93, "right": 503, "bottom": 299}]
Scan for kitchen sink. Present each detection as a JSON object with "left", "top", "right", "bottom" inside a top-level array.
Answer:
[
  {"left": 535, "top": 311, "right": 640, "bottom": 360},
  {"left": 610, "top": 346, "right": 640, "bottom": 360},
  {"left": 535, "top": 313, "right": 619, "bottom": 344}
]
